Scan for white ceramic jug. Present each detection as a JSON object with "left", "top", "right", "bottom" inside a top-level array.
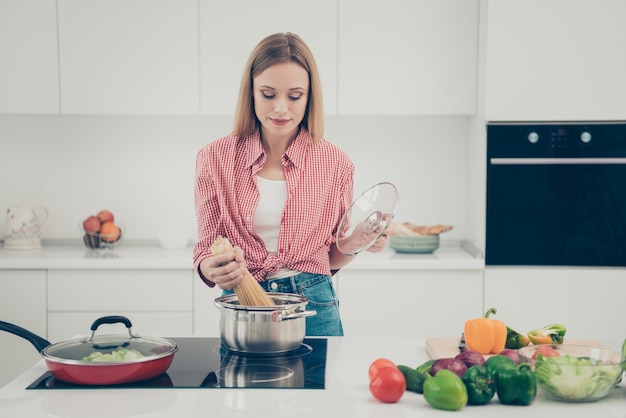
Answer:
[{"left": 3, "top": 205, "right": 48, "bottom": 250}]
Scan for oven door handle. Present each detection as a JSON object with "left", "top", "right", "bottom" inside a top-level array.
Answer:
[{"left": 490, "top": 157, "right": 626, "bottom": 165}]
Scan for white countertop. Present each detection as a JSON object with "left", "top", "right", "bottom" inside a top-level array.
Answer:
[
  {"left": 343, "top": 240, "right": 483, "bottom": 270},
  {"left": 0, "top": 243, "right": 194, "bottom": 270},
  {"left": 0, "top": 240, "right": 484, "bottom": 271},
  {"left": 0, "top": 336, "right": 623, "bottom": 418}
]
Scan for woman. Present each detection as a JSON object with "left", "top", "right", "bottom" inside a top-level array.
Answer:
[{"left": 193, "top": 32, "right": 387, "bottom": 336}]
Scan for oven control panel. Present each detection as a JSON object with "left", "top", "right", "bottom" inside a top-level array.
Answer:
[
  {"left": 526, "top": 127, "right": 593, "bottom": 149},
  {"left": 488, "top": 122, "right": 626, "bottom": 158}
]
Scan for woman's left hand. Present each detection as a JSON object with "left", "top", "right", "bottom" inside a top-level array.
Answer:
[{"left": 366, "top": 230, "right": 395, "bottom": 253}]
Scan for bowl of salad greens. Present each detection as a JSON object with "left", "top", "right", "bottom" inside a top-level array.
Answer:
[{"left": 519, "top": 344, "right": 625, "bottom": 402}]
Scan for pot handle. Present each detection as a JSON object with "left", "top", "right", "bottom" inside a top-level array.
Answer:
[
  {"left": 90, "top": 315, "right": 133, "bottom": 332},
  {"left": 0, "top": 320, "right": 51, "bottom": 353},
  {"left": 88, "top": 315, "right": 137, "bottom": 340},
  {"left": 279, "top": 310, "right": 317, "bottom": 321}
]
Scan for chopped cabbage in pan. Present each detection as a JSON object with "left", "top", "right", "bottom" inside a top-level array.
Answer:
[{"left": 82, "top": 347, "right": 145, "bottom": 362}]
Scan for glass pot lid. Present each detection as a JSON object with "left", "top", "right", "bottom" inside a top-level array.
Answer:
[
  {"left": 336, "top": 182, "right": 399, "bottom": 255},
  {"left": 42, "top": 316, "right": 177, "bottom": 364}
]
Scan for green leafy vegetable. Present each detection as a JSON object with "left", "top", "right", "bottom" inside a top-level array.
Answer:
[
  {"left": 82, "top": 347, "right": 145, "bottom": 362},
  {"left": 534, "top": 354, "right": 622, "bottom": 400}
]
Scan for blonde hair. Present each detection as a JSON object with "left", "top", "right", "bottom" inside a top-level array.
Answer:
[{"left": 233, "top": 32, "right": 324, "bottom": 141}]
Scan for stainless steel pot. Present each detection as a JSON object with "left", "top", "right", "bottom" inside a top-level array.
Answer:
[{"left": 214, "top": 293, "right": 316, "bottom": 354}]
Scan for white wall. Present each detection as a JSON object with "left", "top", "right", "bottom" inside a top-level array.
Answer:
[
  {"left": 466, "top": 0, "right": 488, "bottom": 254},
  {"left": 0, "top": 114, "right": 470, "bottom": 244}
]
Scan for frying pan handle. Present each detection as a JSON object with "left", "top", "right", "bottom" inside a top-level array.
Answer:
[{"left": 0, "top": 320, "right": 51, "bottom": 353}]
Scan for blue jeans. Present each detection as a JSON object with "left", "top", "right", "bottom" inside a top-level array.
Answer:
[{"left": 222, "top": 272, "right": 344, "bottom": 336}]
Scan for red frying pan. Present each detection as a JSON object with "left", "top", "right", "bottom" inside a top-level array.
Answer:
[{"left": 0, "top": 315, "right": 177, "bottom": 385}]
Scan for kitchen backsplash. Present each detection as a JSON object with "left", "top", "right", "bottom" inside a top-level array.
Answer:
[{"left": 0, "top": 115, "right": 470, "bottom": 243}]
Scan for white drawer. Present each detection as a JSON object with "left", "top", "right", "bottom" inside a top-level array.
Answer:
[{"left": 48, "top": 269, "right": 193, "bottom": 311}]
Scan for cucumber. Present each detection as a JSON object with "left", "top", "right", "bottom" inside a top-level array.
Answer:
[{"left": 398, "top": 364, "right": 430, "bottom": 393}]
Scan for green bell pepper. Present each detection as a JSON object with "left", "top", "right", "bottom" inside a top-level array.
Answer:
[
  {"left": 461, "top": 365, "right": 496, "bottom": 405},
  {"left": 527, "top": 324, "right": 566, "bottom": 345},
  {"left": 495, "top": 363, "right": 537, "bottom": 406},
  {"left": 505, "top": 326, "right": 531, "bottom": 349},
  {"left": 484, "top": 355, "right": 516, "bottom": 379},
  {"left": 416, "top": 358, "right": 436, "bottom": 375},
  {"left": 423, "top": 369, "right": 468, "bottom": 411},
  {"left": 397, "top": 365, "right": 430, "bottom": 394}
]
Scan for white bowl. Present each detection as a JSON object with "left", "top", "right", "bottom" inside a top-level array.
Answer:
[{"left": 157, "top": 232, "right": 190, "bottom": 249}]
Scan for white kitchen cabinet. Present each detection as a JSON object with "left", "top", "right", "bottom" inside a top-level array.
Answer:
[
  {"left": 484, "top": 267, "right": 626, "bottom": 342},
  {"left": 57, "top": 0, "right": 199, "bottom": 115},
  {"left": 193, "top": 273, "right": 221, "bottom": 337},
  {"left": 47, "top": 269, "right": 193, "bottom": 341},
  {"left": 485, "top": 0, "right": 626, "bottom": 121},
  {"left": 336, "top": 270, "right": 483, "bottom": 337},
  {"left": 0, "top": 0, "right": 59, "bottom": 114},
  {"left": 0, "top": 270, "right": 47, "bottom": 388},
  {"left": 338, "top": 0, "right": 478, "bottom": 115},
  {"left": 198, "top": 0, "right": 338, "bottom": 115}
]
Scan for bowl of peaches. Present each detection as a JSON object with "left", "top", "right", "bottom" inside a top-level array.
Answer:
[{"left": 80, "top": 209, "right": 124, "bottom": 249}]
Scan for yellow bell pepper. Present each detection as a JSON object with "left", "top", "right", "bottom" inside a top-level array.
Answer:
[{"left": 464, "top": 308, "right": 507, "bottom": 355}]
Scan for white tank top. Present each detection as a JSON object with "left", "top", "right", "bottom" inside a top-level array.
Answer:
[
  {"left": 254, "top": 176, "right": 287, "bottom": 253},
  {"left": 254, "top": 176, "right": 300, "bottom": 279}
]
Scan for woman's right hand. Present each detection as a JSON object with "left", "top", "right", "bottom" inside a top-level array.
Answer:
[{"left": 200, "top": 248, "right": 247, "bottom": 290}]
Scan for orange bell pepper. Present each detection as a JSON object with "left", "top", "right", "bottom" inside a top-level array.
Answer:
[{"left": 463, "top": 308, "right": 507, "bottom": 355}]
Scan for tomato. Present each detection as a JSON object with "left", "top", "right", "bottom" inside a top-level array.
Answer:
[
  {"left": 368, "top": 358, "right": 397, "bottom": 381},
  {"left": 532, "top": 345, "right": 560, "bottom": 359},
  {"left": 369, "top": 366, "right": 406, "bottom": 403}
]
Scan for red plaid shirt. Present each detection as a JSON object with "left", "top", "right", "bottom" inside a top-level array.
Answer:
[{"left": 193, "top": 129, "right": 354, "bottom": 283}]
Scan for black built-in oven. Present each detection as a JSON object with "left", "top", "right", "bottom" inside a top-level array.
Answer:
[{"left": 486, "top": 122, "right": 626, "bottom": 267}]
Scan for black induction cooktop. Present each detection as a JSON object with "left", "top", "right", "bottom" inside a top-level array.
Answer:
[{"left": 26, "top": 337, "right": 327, "bottom": 390}]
